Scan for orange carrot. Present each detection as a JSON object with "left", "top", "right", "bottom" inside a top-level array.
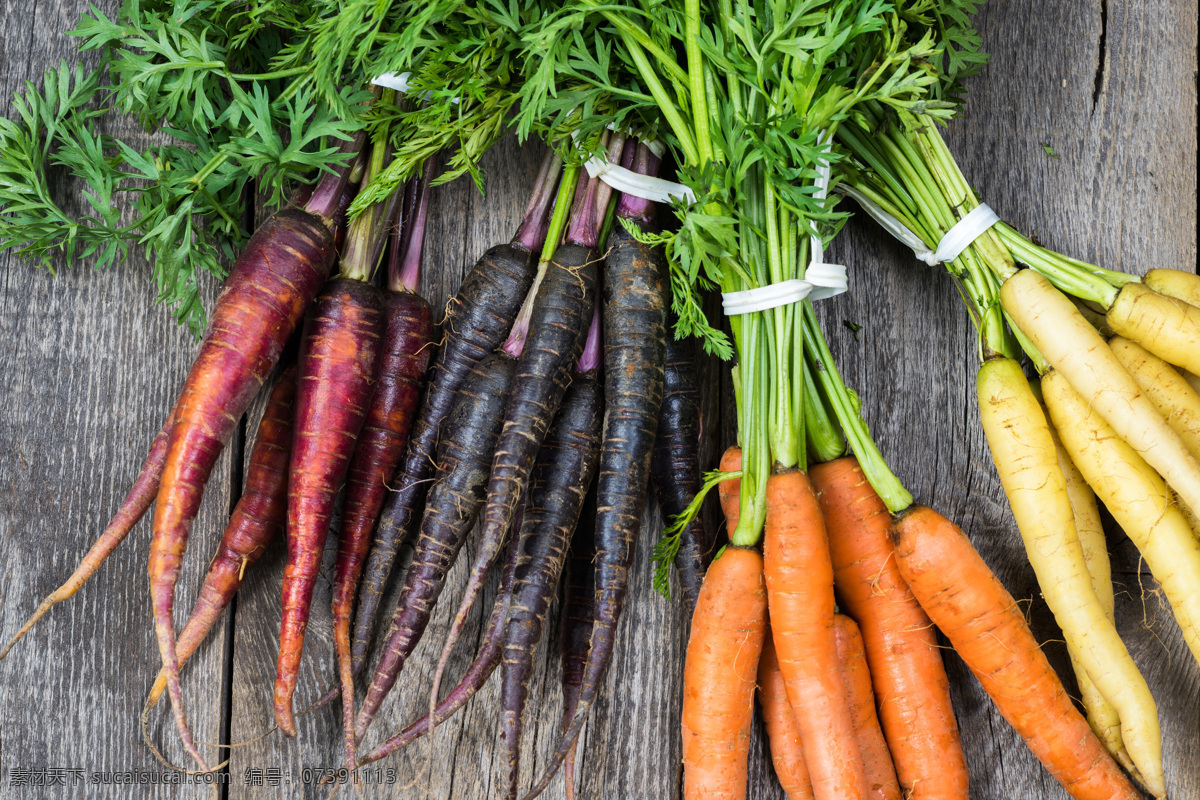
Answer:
[
  {"left": 892, "top": 506, "right": 1140, "bottom": 800},
  {"left": 681, "top": 545, "right": 767, "bottom": 800},
  {"left": 833, "top": 615, "right": 900, "bottom": 800},
  {"left": 764, "top": 470, "right": 866, "bottom": 800},
  {"left": 757, "top": 631, "right": 815, "bottom": 800},
  {"left": 718, "top": 446, "right": 742, "bottom": 534},
  {"left": 809, "top": 457, "right": 967, "bottom": 799}
]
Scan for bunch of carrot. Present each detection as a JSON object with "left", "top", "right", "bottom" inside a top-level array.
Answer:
[
  {"left": 834, "top": 89, "right": 1200, "bottom": 796},
  {"left": 0, "top": 110, "right": 714, "bottom": 790},
  {"left": 3, "top": 0, "right": 1194, "bottom": 795}
]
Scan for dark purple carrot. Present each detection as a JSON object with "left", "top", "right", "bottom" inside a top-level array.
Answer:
[
  {"left": 149, "top": 149, "right": 356, "bottom": 768},
  {"left": 144, "top": 361, "right": 297, "bottom": 714},
  {"left": 349, "top": 151, "right": 562, "bottom": 675},
  {"left": 357, "top": 500, "right": 527, "bottom": 767},
  {"left": 333, "top": 164, "right": 435, "bottom": 767},
  {"left": 559, "top": 484, "right": 598, "bottom": 800},
  {"left": 275, "top": 126, "right": 403, "bottom": 735},
  {"left": 524, "top": 142, "right": 667, "bottom": 799},
  {"left": 0, "top": 408, "right": 175, "bottom": 659},
  {"left": 429, "top": 137, "right": 625, "bottom": 725},
  {"left": 500, "top": 335, "right": 605, "bottom": 799},
  {"left": 352, "top": 350, "right": 519, "bottom": 742},
  {"left": 651, "top": 329, "right": 709, "bottom": 607}
]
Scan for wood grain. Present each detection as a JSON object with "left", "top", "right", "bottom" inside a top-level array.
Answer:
[
  {"left": 0, "top": 1, "right": 232, "bottom": 797},
  {"left": 0, "top": 0, "right": 1195, "bottom": 799}
]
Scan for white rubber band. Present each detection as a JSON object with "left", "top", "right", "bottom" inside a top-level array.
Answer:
[
  {"left": 721, "top": 133, "right": 848, "bottom": 316},
  {"left": 372, "top": 72, "right": 412, "bottom": 92},
  {"left": 372, "top": 72, "right": 459, "bottom": 104},
  {"left": 720, "top": 265, "right": 849, "bottom": 315},
  {"left": 570, "top": 128, "right": 695, "bottom": 204},
  {"left": 837, "top": 185, "right": 931, "bottom": 255},
  {"left": 926, "top": 204, "right": 999, "bottom": 264},
  {"left": 583, "top": 156, "right": 696, "bottom": 204},
  {"left": 839, "top": 185, "right": 999, "bottom": 266}
]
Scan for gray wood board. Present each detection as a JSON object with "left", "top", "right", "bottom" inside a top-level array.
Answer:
[
  {"left": 0, "top": 0, "right": 1196, "bottom": 798},
  {"left": 0, "top": 1, "right": 233, "bottom": 797}
]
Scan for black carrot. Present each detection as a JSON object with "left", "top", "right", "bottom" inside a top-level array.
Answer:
[
  {"left": 428, "top": 135, "right": 625, "bottom": 723},
  {"left": 525, "top": 142, "right": 667, "bottom": 798},
  {"left": 350, "top": 150, "right": 561, "bottom": 675},
  {"left": 500, "top": 309, "right": 605, "bottom": 799},
  {"left": 651, "top": 329, "right": 710, "bottom": 607}
]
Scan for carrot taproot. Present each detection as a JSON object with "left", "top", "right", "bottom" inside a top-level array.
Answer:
[
  {"left": 1144, "top": 269, "right": 1200, "bottom": 309},
  {"left": 332, "top": 168, "right": 433, "bottom": 766},
  {"left": 757, "top": 631, "right": 815, "bottom": 800},
  {"left": 1001, "top": 268, "right": 1200, "bottom": 519},
  {"left": 764, "top": 469, "right": 866, "bottom": 800},
  {"left": 353, "top": 351, "right": 518, "bottom": 742},
  {"left": 1106, "top": 281, "right": 1200, "bottom": 376},
  {"left": 651, "top": 328, "right": 711, "bottom": 607},
  {"left": 832, "top": 615, "right": 900, "bottom": 800},
  {"left": 524, "top": 146, "right": 669, "bottom": 798},
  {"left": 1109, "top": 336, "right": 1200, "bottom": 460},
  {"left": 501, "top": 366, "right": 604, "bottom": 799},
  {"left": 977, "top": 357, "right": 1163, "bottom": 794},
  {"left": 431, "top": 163, "right": 614, "bottom": 751},
  {"left": 275, "top": 277, "right": 386, "bottom": 736},
  {"left": 356, "top": 499, "right": 526, "bottom": 767},
  {"left": 1046, "top": 418, "right": 1133, "bottom": 772},
  {"left": 1042, "top": 369, "right": 1200, "bottom": 663},
  {"left": 144, "top": 362, "right": 297, "bottom": 712},
  {"left": 681, "top": 545, "right": 768, "bottom": 800},
  {"left": 718, "top": 446, "right": 742, "bottom": 534},
  {"left": 559, "top": 484, "right": 598, "bottom": 800},
  {"left": 1, "top": 407, "right": 174, "bottom": 659},
  {"left": 149, "top": 171, "right": 348, "bottom": 768},
  {"left": 349, "top": 151, "right": 560, "bottom": 675},
  {"left": 808, "top": 456, "right": 966, "bottom": 800},
  {"left": 892, "top": 506, "right": 1140, "bottom": 800}
]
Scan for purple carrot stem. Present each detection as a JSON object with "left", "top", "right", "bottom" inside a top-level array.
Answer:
[
  {"left": 577, "top": 298, "right": 602, "bottom": 373},
  {"left": 391, "top": 158, "right": 435, "bottom": 293},
  {"left": 512, "top": 150, "right": 564, "bottom": 252},
  {"left": 304, "top": 131, "right": 369, "bottom": 226},
  {"left": 566, "top": 133, "right": 625, "bottom": 250},
  {"left": 615, "top": 143, "right": 661, "bottom": 227}
]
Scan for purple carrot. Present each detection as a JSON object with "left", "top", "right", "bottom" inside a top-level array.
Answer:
[
  {"left": 429, "top": 136, "right": 626, "bottom": 725},
  {"left": 1, "top": 408, "right": 174, "bottom": 659},
  {"left": 149, "top": 142, "right": 358, "bottom": 769},
  {"left": 350, "top": 151, "right": 562, "bottom": 675},
  {"left": 144, "top": 361, "right": 297, "bottom": 713},
  {"left": 651, "top": 329, "right": 710, "bottom": 607},
  {"left": 524, "top": 142, "right": 667, "bottom": 799},
  {"left": 274, "top": 125, "right": 402, "bottom": 736},
  {"left": 559, "top": 485, "right": 598, "bottom": 800},
  {"left": 276, "top": 278, "right": 385, "bottom": 736},
  {"left": 499, "top": 312, "right": 605, "bottom": 799},
  {"left": 333, "top": 163, "right": 435, "bottom": 767},
  {"left": 357, "top": 501, "right": 526, "bottom": 767},
  {"left": 352, "top": 350, "right": 518, "bottom": 742}
]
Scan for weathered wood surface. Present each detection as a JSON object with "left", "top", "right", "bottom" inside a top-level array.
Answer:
[{"left": 0, "top": 1, "right": 1195, "bottom": 799}]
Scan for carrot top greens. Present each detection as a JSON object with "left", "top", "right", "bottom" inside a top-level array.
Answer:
[{"left": 0, "top": 0, "right": 538, "bottom": 334}]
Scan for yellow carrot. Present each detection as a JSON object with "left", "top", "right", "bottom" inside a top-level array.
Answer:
[{"left": 1043, "top": 369, "right": 1200, "bottom": 664}]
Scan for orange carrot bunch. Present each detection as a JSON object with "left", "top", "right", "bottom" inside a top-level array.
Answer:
[{"left": 682, "top": 446, "right": 1141, "bottom": 800}]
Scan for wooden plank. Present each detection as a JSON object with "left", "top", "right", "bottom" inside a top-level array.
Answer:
[{"left": 0, "top": 1, "right": 234, "bottom": 796}]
